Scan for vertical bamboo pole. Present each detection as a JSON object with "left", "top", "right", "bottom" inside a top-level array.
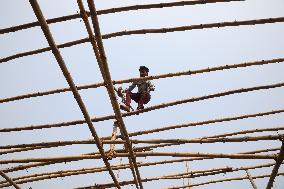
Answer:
[{"left": 266, "top": 141, "right": 284, "bottom": 189}]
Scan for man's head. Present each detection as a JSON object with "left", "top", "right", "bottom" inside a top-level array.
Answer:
[{"left": 139, "top": 66, "right": 149, "bottom": 77}]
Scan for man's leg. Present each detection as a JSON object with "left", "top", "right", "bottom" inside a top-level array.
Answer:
[{"left": 137, "top": 91, "right": 150, "bottom": 110}]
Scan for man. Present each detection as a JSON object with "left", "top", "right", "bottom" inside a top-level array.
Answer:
[{"left": 118, "top": 66, "right": 155, "bottom": 112}]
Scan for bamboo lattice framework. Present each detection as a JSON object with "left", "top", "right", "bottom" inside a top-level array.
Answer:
[{"left": 1, "top": 0, "right": 284, "bottom": 189}]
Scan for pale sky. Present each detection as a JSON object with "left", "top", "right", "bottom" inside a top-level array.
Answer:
[{"left": 1, "top": 0, "right": 284, "bottom": 189}]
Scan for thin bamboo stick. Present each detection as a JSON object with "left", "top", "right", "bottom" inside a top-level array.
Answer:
[
  {"left": 86, "top": 0, "right": 143, "bottom": 188},
  {"left": 0, "top": 171, "right": 21, "bottom": 189},
  {"left": 245, "top": 169, "right": 258, "bottom": 189},
  {"left": 1, "top": 57, "right": 283, "bottom": 104},
  {"left": 266, "top": 141, "right": 284, "bottom": 189},
  {"left": 2, "top": 16, "right": 284, "bottom": 63},
  {"left": 1, "top": 83, "right": 284, "bottom": 133},
  {"left": 28, "top": 1, "right": 120, "bottom": 188},
  {"left": 0, "top": 0, "right": 244, "bottom": 35}
]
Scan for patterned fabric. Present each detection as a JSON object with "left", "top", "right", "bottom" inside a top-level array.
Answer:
[{"left": 127, "top": 80, "right": 155, "bottom": 93}]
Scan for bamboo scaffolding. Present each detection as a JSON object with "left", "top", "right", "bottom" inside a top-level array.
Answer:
[
  {"left": 0, "top": 0, "right": 244, "bottom": 35},
  {"left": 28, "top": 1, "right": 121, "bottom": 188},
  {"left": 2, "top": 159, "right": 281, "bottom": 188},
  {"left": 2, "top": 146, "right": 278, "bottom": 182},
  {"left": 86, "top": 1, "right": 143, "bottom": 188},
  {"left": 1, "top": 57, "right": 283, "bottom": 104},
  {"left": 2, "top": 125, "right": 283, "bottom": 156},
  {"left": 73, "top": 162, "right": 284, "bottom": 189},
  {"left": 245, "top": 169, "right": 258, "bottom": 189},
  {"left": 75, "top": 168, "right": 233, "bottom": 189},
  {"left": 1, "top": 146, "right": 280, "bottom": 177},
  {"left": 266, "top": 141, "right": 284, "bottom": 189},
  {"left": 0, "top": 127, "right": 284, "bottom": 151},
  {"left": 2, "top": 83, "right": 284, "bottom": 133},
  {"left": 0, "top": 171, "right": 21, "bottom": 189},
  {"left": 2, "top": 16, "right": 284, "bottom": 63}
]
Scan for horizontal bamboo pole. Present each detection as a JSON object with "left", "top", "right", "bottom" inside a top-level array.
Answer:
[
  {"left": 168, "top": 172, "right": 284, "bottom": 189},
  {"left": 0, "top": 151, "right": 276, "bottom": 164},
  {"left": 127, "top": 134, "right": 284, "bottom": 144},
  {"left": 1, "top": 57, "right": 283, "bottom": 104},
  {"left": 200, "top": 126, "right": 284, "bottom": 139},
  {"left": 0, "top": 37, "right": 90, "bottom": 63},
  {"left": 2, "top": 16, "right": 284, "bottom": 63},
  {"left": 0, "top": 0, "right": 242, "bottom": 34},
  {"left": 1, "top": 82, "right": 284, "bottom": 133},
  {"left": 104, "top": 17, "right": 284, "bottom": 39}
]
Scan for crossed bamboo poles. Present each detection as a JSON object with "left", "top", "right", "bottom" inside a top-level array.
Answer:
[{"left": 1, "top": 0, "right": 284, "bottom": 188}]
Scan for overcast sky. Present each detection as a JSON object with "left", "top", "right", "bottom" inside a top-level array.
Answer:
[{"left": 1, "top": 0, "right": 284, "bottom": 188}]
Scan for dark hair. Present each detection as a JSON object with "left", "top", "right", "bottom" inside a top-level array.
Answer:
[{"left": 139, "top": 66, "right": 149, "bottom": 72}]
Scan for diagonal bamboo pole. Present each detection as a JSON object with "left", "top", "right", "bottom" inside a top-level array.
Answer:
[
  {"left": 28, "top": 0, "right": 121, "bottom": 188},
  {"left": 266, "top": 141, "right": 284, "bottom": 189},
  {"left": 245, "top": 169, "right": 258, "bottom": 189},
  {"left": 1, "top": 58, "right": 283, "bottom": 104},
  {"left": 0, "top": 171, "right": 21, "bottom": 189},
  {"left": 1, "top": 83, "right": 284, "bottom": 133},
  {"left": 87, "top": 0, "right": 143, "bottom": 188},
  {"left": 2, "top": 17, "right": 284, "bottom": 63},
  {"left": 77, "top": 1, "right": 140, "bottom": 188},
  {"left": 0, "top": 0, "right": 244, "bottom": 34}
]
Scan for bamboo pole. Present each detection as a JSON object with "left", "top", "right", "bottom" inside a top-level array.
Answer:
[
  {"left": 2, "top": 17, "right": 284, "bottom": 63},
  {"left": 1, "top": 58, "right": 283, "bottom": 104},
  {"left": 0, "top": 0, "right": 244, "bottom": 35},
  {"left": 0, "top": 171, "right": 21, "bottom": 189},
  {"left": 0, "top": 151, "right": 276, "bottom": 164},
  {"left": 127, "top": 134, "right": 284, "bottom": 144},
  {"left": 200, "top": 126, "right": 284, "bottom": 139},
  {"left": 1, "top": 83, "right": 284, "bottom": 133},
  {"left": 104, "top": 17, "right": 284, "bottom": 39},
  {"left": 1, "top": 150, "right": 279, "bottom": 188},
  {"left": 3, "top": 147, "right": 279, "bottom": 174},
  {"left": 0, "top": 37, "right": 90, "bottom": 63},
  {"left": 245, "top": 169, "right": 258, "bottom": 189},
  {"left": 168, "top": 173, "right": 284, "bottom": 189},
  {"left": 86, "top": 0, "right": 143, "bottom": 188},
  {"left": 28, "top": 1, "right": 121, "bottom": 188},
  {"left": 266, "top": 141, "right": 284, "bottom": 189}
]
